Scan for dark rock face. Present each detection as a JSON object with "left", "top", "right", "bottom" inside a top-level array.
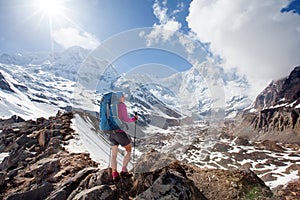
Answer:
[
  {"left": 235, "top": 66, "right": 300, "bottom": 143},
  {"left": 0, "top": 72, "right": 14, "bottom": 93},
  {"left": 253, "top": 66, "right": 300, "bottom": 109},
  {"left": 242, "top": 107, "right": 300, "bottom": 134},
  {"left": 280, "top": 66, "right": 300, "bottom": 104}
]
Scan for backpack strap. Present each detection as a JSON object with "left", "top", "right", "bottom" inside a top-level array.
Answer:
[{"left": 106, "top": 103, "right": 110, "bottom": 119}]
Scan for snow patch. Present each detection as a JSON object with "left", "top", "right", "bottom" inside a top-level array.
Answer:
[{"left": 0, "top": 152, "right": 9, "bottom": 164}]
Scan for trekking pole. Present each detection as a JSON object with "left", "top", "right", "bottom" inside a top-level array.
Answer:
[
  {"left": 108, "top": 143, "right": 112, "bottom": 168},
  {"left": 133, "top": 112, "right": 138, "bottom": 169}
]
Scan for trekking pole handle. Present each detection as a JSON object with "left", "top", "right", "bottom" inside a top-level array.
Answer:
[{"left": 134, "top": 112, "right": 138, "bottom": 121}]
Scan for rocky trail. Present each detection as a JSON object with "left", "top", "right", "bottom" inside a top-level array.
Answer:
[
  {"left": 135, "top": 124, "right": 300, "bottom": 199},
  {"left": 0, "top": 112, "right": 299, "bottom": 199}
]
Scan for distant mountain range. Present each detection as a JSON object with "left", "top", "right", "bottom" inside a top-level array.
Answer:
[{"left": 4, "top": 46, "right": 297, "bottom": 133}]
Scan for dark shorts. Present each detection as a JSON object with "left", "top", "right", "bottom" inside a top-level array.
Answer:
[{"left": 109, "top": 131, "right": 131, "bottom": 147}]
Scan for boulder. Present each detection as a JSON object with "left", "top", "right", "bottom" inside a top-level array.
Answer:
[
  {"left": 7, "top": 182, "right": 52, "bottom": 200},
  {"left": 24, "top": 158, "right": 60, "bottom": 181},
  {"left": 0, "top": 146, "right": 34, "bottom": 171},
  {"left": 72, "top": 185, "right": 117, "bottom": 200},
  {"left": 136, "top": 170, "right": 206, "bottom": 200}
]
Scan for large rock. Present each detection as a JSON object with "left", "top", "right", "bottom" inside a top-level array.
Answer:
[
  {"left": 7, "top": 182, "right": 53, "bottom": 200},
  {"left": 136, "top": 170, "right": 206, "bottom": 200},
  {"left": 72, "top": 185, "right": 117, "bottom": 200},
  {"left": 132, "top": 151, "right": 272, "bottom": 200},
  {"left": 24, "top": 158, "right": 60, "bottom": 181},
  {"left": 0, "top": 146, "right": 34, "bottom": 171}
]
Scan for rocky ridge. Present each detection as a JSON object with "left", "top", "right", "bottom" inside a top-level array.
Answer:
[
  {"left": 0, "top": 112, "right": 98, "bottom": 199},
  {"left": 0, "top": 112, "right": 280, "bottom": 199},
  {"left": 233, "top": 66, "right": 300, "bottom": 143}
]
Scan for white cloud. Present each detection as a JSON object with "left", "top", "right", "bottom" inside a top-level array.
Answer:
[
  {"left": 52, "top": 27, "right": 100, "bottom": 50},
  {"left": 187, "top": 0, "right": 300, "bottom": 97},
  {"left": 153, "top": 0, "right": 168, "bottom": 23},
  {"left": 145, "top": 0, "right": 182, "bottom": 46},
  {"left": 173, "top": 2, "right": 185, "bottom": 15}
]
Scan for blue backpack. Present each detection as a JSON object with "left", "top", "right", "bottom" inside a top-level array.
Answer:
[{"left": 99, "top": 92, "right": 126, "bottom": 133}]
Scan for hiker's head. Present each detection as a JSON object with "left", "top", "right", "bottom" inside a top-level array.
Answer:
[{"left": 116, "top": 91, "right": 125, "bottom": 102}]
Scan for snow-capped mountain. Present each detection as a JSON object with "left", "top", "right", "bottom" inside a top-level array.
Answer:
[
  {"left": 0, "top": 63, "right": 74, "bottom": 120},
  {"left": 0, "top": 46, "right": 252, "bottom": 125},
  {"left": 164, "top": 61, "right": 252, "bottom": 119},
  {"left": 0, "top": 46, "right": 90, "bottom": 81},
  {"left": 114, "top": 61, "right": 252, "bottom": 126}
]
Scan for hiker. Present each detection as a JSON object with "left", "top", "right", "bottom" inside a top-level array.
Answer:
[{"left": 109, "top": 92, "right": 137, "bottom": 180}]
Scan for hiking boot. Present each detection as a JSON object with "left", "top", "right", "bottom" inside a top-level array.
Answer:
[
  {"left": 112, "top": 171, "right": 120, "bottom": 182},
  {"left": 120, "top": 171, "right": 133, "bottom": 178},
  {"left": 121, "top": 167, "right": 128, "bottom": 172}
]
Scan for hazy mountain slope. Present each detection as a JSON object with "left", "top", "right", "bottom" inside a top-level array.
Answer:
[
  {"left": 0, "top": 63, "right": 74, "bottom": 120},
  {"left": 0, "top": 46, "right": 252, "bottom": 124},
  {"left": 118, "top": 61, "right": 252, "bottom": 123}
]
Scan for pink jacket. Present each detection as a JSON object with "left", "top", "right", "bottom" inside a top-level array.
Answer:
[{"left": 118, "top": 102, "right": 136, "bottom": 123}]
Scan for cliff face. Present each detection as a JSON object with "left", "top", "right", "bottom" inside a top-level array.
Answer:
[
  {"left": 235, "top": 66, "right": 300, "bottom": 143},
  {"left": 254, "top": 66, "right": 300, "bottom": 109}
]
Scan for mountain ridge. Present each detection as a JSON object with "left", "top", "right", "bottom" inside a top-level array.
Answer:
[
  {"left": 231, "top": 66, "right": 300, "bottom": 143},
  {"left": 0, "top": 46, "right": 252, "bottom": 124}
]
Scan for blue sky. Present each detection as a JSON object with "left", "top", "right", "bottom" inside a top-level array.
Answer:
[
  {"left": 0, "top": 0, "right": 191, "bottom": 53},
  {"left": 0, "top": 0, "right": 299, "bottom": 96}
]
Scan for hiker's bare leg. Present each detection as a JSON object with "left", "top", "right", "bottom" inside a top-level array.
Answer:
[
  {"left": 122, "top": 143, "right": 132, "bottom": 170},
  {"left": 111, "top": 145, "right": 118, "bottom": 172}
]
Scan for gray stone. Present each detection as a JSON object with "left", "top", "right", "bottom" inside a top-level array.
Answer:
[
  {"left": 0, "top": 170, "right": 7, "bottom": 187},
  {"left": 136, "top": 170, "right": 206, "bottom": 200},
  {"left": 7, "top": 182, "right": 53, "bottom": 200},
  {"left": 0, "top": 147, "right": 34, "bottom": 171},
  {"left": 25, "top": 158, "right": 60, "bottom": 181},
  {"left": 72, "top": 185, "right": 117, "bottom": 200}
]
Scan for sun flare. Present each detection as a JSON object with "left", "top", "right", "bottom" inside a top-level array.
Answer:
[{"left": 35, "top": 0, "right": 63, "bottom": 17}]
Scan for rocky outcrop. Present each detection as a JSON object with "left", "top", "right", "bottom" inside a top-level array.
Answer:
[
  {"left": 0, "top": 72, "right": 14, "bottom": 93},
  {"left": 0, "top": 112, "right": 98, "bottom": 199},
  {"left": 234, "top": 66, "right": 300, "bottom": 143},
  {"left": 0, "top": 112, "right": 276, "bottom": 199},
  {"left": 61, "top": 150, "right": 273, "bottom": 200},
  {"left": 253, "top": 66, "right": 300, "bottom": 109}
]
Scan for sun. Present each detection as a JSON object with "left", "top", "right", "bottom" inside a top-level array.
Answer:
[{"left": 35, "top": 0, "right": 64, "bottom": 17}]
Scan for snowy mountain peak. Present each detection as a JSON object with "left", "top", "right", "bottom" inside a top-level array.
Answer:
[{"left": 0, "top": 46, "right": 253, "bottom": 124}]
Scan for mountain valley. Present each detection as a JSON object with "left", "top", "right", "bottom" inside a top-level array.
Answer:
[{"left": 0, "top": 47, "right": 299, "bottom": 199}]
